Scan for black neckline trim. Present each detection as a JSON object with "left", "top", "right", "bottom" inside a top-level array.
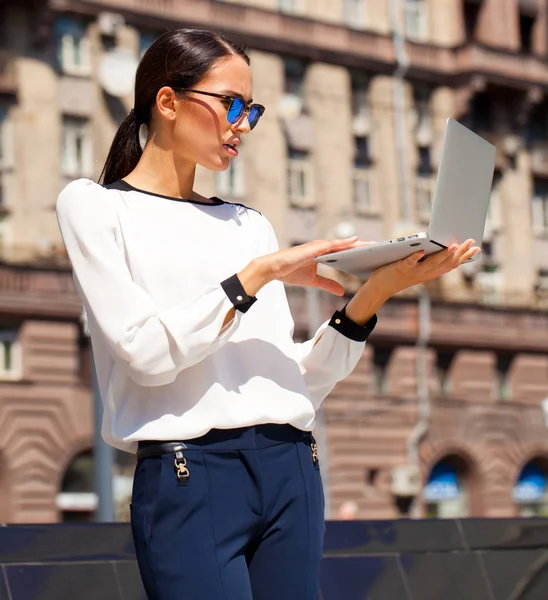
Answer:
[{"left": 102, "top": 179, "right": 225, "bottom": 206}]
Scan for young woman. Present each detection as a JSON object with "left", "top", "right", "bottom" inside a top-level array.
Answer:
[{"left": 57, "top": 28, "right": 479, "bottom": 600}]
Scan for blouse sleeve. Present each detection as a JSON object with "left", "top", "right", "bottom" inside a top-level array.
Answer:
[
  {"left": 262, "top": 218, "right": 377, "bottom": 409},
  {"left": 292, "top": 310, "right": 376, "bottom": 410},
  {"left": 57, "top": 179, "right": 244, "bottom": 387}
]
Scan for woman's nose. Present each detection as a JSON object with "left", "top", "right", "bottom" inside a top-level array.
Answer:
[{"left": 233, "top": 113, "right": 251, "bottom": 134}]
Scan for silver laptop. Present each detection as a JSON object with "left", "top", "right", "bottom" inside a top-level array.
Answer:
[{"left": 315, "top": 119, "right": 497, "bottom": 279}]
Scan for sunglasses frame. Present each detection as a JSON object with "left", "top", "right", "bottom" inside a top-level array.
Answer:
[{"left": 173, "top": 88, "right": 265, "bottom": 129}]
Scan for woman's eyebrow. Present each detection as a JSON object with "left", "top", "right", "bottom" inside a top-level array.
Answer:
[{"left": 221, "top": 90, "right": 253, "bottom": 103}]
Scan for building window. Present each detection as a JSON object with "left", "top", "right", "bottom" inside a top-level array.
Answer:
[
  {"left": 495, "top": 353, "right": 514, "bottom": 401},
  {"left": 532, "top": 178, "right": 548, "bottom": 236},
  {"left": 412, "top": 85, "right": 433, "bottom": 146},
  {"left": 485, "top": 171, "right": 502, "bottom": 237},
  {"left": 0, "top": 105, "right": 14, "bottom": 213},
  {"left": 463, "top": 0, "right": 481, "bottom": 41},
  {"left": 283, "top": 57, "right": 307, "bottom": 102},
  {"left": 351, "top": 73, "right": 371, "bottom": 123},
  {"left": 287, "top": 148, "right": 313, "bottom": 208},
  {"left": 56, "top": 16, "right": 91, "bottom": 77},
  {"left": 0, "top": 106, "right": 14, "bottom": 172},
  {"left": 353, "top": 136, "right": 374, "bottom": 215},
  {"left": 353, "top": 168, "right": 374, "bottom": 216},
  {"left": 354, "top": 136, "right": 371, "bottom": 168},
  {"left": 424, "top": 458, "right": 470, "bottom": 518},
  {"left": 519, "top": 13, "right": 535, "bottom": 54},
  {"left": 535, "top": 269, "right": 548, "bottom": 308},
  {"left": 343, "top": 0, "right": 366, "bottom": 29},
  {"left": 415, "top": 146, "right": 435, "bottom": 223},
  {"left": 417, "top": 146, "right": 432, "bottom": 176},
  {"left": 216, "top": 152, "right": 245, "bottom": 199},
  {"left": 405, "top": 0, "right": 428, "bottom": 42},
  {"left": 0, "top": 329, "right": 22, "bottom": 380},
  {"left": 470, "top": 92, "right": 494, "bottom": 132},
  {"left": 57, "top": 450, "right": 95, "bottom": 522},
  {"left": 476, "top": 263, "right": 502, "bottom": 304},
  {"left": 351, "top": 75, "right": 375, "bottom": 215},
  {"left": 372, "top": 346, "right": 392, "bottom": 394},
  {"left": 436, "top": 350, "right": 455, "bottom": 397},
  {"left": 279, "top": 0, "right": 304, "bottom": 15},
  {"left": 139, "top": 31, "right": 158, "bottom": 58},
  {"left": 61, "top": 117, "right": 93, "bottom": 178},
  {"left": 514, "top": 461, "right": 548, "bottom": 517},
  {"left": 526, "top": 101, "right": 548, "bottom": 145}
]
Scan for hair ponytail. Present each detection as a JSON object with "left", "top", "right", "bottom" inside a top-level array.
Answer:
[
  {"left": 98, "top": 28, "right": 250, "bottom": 186},
  {"left": 99, "top": 112, "right": 142, "bottom": 185}
]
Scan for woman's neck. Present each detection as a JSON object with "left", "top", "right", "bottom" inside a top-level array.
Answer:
[{"left": 124, "top": 141, "right": 197, "bottom": 200}]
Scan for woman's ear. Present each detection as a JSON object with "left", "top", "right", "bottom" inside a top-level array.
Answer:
[{"left": 155, "top": 86, "right": 179, "bottom": 122}]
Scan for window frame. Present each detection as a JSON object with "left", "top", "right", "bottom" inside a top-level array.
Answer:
[
  {"left": 61, "top": 117, "right": 94, "bottom": 179},
  {"left": 405, "top": 0, "right": 429, "bottom": 43},
  {"left": 287, "top": 149, "right": 314, "bottom": 208},
  {"left": 216, "top": 150, "right": 246, "bottom": 199},
  {"left": 532, "top": 178, "right": 548, "bottom": 237},
  {"left": 476, "top": 264, "right": 503, "bottom": 304},
  {"left": 343, "top": 0, "right": 367, "bottom": 30},
  {"left": 0, "top": 329, "right": 22, "bottom": 381},
  {"left": 57, "top": 17, "right": 92, "bottom": 77},
  {"left": 415, "top": 173, "right": 435, "bottom": 224},
  {"left": 353, "top": 166, "right": 375, "bottom": 216},
  {"left": 0, "top": 107, "right": 15, "bottom": 172},
  {"left": 279, "top": 0, "right": 305, "bottom": 15}
]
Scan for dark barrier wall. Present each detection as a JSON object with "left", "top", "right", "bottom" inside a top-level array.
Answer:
[{"left": 1, "top": 519, "right": 548, "bottom": 599}]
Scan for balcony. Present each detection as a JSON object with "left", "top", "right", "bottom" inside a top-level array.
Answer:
[
  {"left": 0, "top": 260, "right": 80, "bottom": 319},
  {"left": 56, "top": 0, "right": 548, "bottom": 86},
  {"left": 457, "top": 44, "right": 548, "bottom": 87},
  {"left": 59, "top": 0, "right": 394, "bottom": 67},
  {"left": 406, "top": 41, "right": 548, "bottom": 88}
]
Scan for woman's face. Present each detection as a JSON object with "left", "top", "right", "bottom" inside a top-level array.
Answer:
[{"left": 171, "top": 55, "right": 255, "bottom": 171}]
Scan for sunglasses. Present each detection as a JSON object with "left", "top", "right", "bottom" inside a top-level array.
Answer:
[{"left": 175, "top": 88, "right": 265, "bottom": 130}]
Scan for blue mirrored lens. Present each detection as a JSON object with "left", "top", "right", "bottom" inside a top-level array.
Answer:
[
  {"left": 227, "top": 98, "right": 245, "bottom": 124},
  {"left": 248, "top": 106, "right": 261, "bottom": 130}
]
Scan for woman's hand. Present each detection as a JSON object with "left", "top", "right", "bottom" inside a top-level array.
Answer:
[
  {"left": 368, "top": 239, "right": 480, "bottom": 297},
  {"left": 345, "top": 239, "right": 480, "bottom": 326},
  {"left": 239, "top": 237, "right": 361, "bottom": 297}
]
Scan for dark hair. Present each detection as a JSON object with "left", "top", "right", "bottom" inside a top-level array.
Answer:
[{"left": 99, "top": 28, "right": 250, "bottom": 185}]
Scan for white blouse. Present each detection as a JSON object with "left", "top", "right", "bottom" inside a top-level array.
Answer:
[{"left": 56, "top": 178, "right": 376, "bottom": 453}]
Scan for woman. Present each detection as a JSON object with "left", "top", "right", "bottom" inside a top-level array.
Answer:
[{"left": 57, "top": 28, "right": 479, "bottom": 600}]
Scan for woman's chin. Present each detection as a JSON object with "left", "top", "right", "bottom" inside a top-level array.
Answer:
[{"left": 201, "top": 155, "right": 231, "bottom": 172}]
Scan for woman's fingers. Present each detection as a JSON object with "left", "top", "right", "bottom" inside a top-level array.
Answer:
[
  {"left": 453, "top": 239, "right": 475, "bottom": 261},
  {"left": 419, "top": 240, "right": 474, "bottom": 271},
  {"left": 416, "top": 240, "right": 481, "bottom": 279},
  {"left": 270, "top": 237, "right": 358, "bottom": 279},
  {"left": 439, "top": 240, "right": 478, "bottom": 270},
  {"left": 312, "top": 275, "right": 346, "bottom": 296},
  {"left": 405, "top": 250, "right": 426, "bottom": 266},
  {"left": 459, "top": 246, "right": 481, "bottom": 264},
  {"left": 309, "top": 236, "right": 359, "bottom": 258},
  {"left": 348, "top": 240, "right": 377, "bottom": 249}
]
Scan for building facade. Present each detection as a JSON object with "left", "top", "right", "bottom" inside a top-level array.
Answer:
[{"left": 0, "top": 0, "right": 547, "bottom": 522}]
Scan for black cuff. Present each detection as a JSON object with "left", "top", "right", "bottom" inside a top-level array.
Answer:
[
  {"left": 221, "top": 274, "right": 257, "bottom": 314},
  {"left": 328, "top": 306, "right": 377, "bottom": 342}
]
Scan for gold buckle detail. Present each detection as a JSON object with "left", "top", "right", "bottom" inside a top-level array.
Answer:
[
  {"left": 311, "top": 442, "right": 319, "bottom": 467},
  {"left": 174, "top": 456, "right": 190, "bottom": 481}
]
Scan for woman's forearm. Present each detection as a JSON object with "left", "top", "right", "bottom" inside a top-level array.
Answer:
[{"left": 344, "top": 278, "right": 390, "bottom": 326}]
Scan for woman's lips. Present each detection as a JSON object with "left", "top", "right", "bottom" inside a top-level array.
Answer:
[{"left": 223, "top": 144, "right": 238, "bottom": 157}]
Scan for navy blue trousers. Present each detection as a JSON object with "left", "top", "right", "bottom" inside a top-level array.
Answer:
[{"left": 130, "top": 424, "right": 326, "bottom": 600}]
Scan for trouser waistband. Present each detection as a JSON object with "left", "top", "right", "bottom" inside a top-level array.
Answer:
[{"left": 137, "top": 423, "right": 312, "bottom": 461}]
